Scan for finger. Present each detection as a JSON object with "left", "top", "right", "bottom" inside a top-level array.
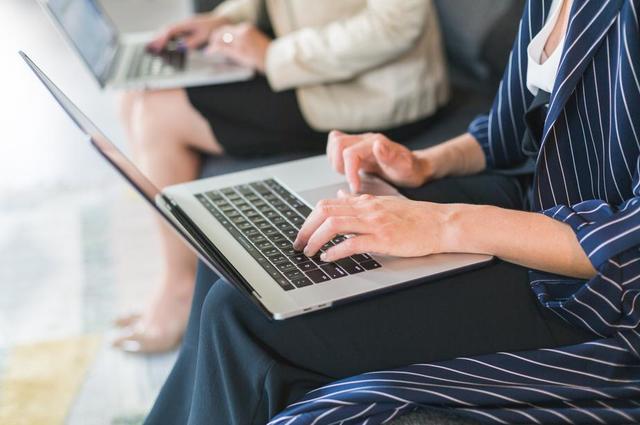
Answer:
[
  {"left": 372, "top": 137, "right": 412, "bottom": 182},
  {"left": 148, "top": 23, "right": 189, "bottom": 51},
  {"left": 336, "top": 189, "right": 353, "bottom": 199},
  {"left": 205, "top": 39, "right": 231, "bottom": 55},
  {"left": 303, "top": 216, "right": 368, "bottom": 257},
  {"left": 327, "top": 131, "right": 368, "bottom": 174},
  {"left": 321, "top": 235, "right": 377, "bottom": 262},
  {"left": 293, "top": 200, "right": 356, "bottom": 250},
  {"left": 344, "top": 151, "right": 361, "bottom": 194},
  {"left": 342, "top": 137, "right": 379, "bottom": 193},
  {"left": 181, "top": 33, "right": 206, "bottom": 50},
  {"left": 327, "top": 130, "right": 348, "bottom": 173},
  {"left": 206, "top": 25, "right": 240, "bottom": 54}
]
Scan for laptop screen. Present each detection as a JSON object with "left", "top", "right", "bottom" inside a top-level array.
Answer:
[{"left": 47, "top": 0, "right": 118, "bottom": 82}]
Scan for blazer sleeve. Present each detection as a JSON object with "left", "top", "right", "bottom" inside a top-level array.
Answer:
[
  {"left": 531, "top": 155, "right": 640, "bottom": 357},
  {"left": 264, "top": 0, "right": 431, "bottom": 91},
  {"left": 212, "top": 0, "right": 262, "bottom": 24},
  {"left": 468, "top": 1, "right": 537, "bottom": 170}
]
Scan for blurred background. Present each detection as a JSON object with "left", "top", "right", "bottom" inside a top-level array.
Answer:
[{"left": 0, "top": 1, "right": 209, "bottom": 423}]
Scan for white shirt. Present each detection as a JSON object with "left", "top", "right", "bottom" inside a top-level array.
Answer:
[{"left": 526, "top": 0, "right": 567, "bottom": 95}]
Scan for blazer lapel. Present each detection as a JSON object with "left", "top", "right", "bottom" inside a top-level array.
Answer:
[{"left": 539, "top": 0, "right": 623, "bottom": 151}]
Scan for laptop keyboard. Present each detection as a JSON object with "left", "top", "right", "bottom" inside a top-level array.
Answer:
[
  {"left": 127, "top": 44, "right": 184, "bottom": 79},
  {"left": 194, "top": 179, "right": 381, "bottom": 291}
]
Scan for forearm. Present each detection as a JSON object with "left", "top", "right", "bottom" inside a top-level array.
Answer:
[
  {"left": 414, "top": 133, "right": 487, "bottom": 181},
  {"left": 265, "top": 0, "right": 429, "bottom": 90},
  {"left": 439, "top": 203, "right": 597, "bottom": 279}
]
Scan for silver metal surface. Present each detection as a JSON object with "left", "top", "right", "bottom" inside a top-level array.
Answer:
[{"left": 165, "top": 156, "right": 493, "bottom": 319}]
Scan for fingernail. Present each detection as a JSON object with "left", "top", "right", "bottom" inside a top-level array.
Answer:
[{"left": 320, "top": 252, "right": 329, "bottom": 262}]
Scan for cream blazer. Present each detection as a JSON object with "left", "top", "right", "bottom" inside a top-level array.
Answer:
[{"left": 213, "top": 0, "right": 449, "bottom": 132}]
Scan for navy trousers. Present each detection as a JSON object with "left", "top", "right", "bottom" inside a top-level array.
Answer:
[{"left": 143, "top": 174, "right": 593, "bottom": 425}]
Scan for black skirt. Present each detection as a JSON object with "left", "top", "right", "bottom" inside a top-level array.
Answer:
[{"left": 186, "top": 76, "right": 436, "bottom": 157}]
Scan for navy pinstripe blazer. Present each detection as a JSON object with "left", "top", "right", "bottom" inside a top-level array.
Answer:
[
  {"left": 271, "top": 1, "right": 640, "bottom": 424},
  {"left": 468, "top": 0, "right": 640, "bottom": 355}
]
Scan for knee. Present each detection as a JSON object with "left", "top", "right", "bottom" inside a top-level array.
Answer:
[
  {"left": 127, "top": 89, "right": 186, "bottom": 148},
  {"left": 200, "top": 281, "right": 246, "bottom": 337},
  {"left": 118, "top": 91, "right": 138, "bottom": 117}
]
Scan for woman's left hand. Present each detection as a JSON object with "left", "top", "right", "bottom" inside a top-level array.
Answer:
[
  {"left": 293, "top": 194, "right": 451, "bottom": 262},
  {"left": 207, "top": 23, "right": 272, "bottom": 73}
]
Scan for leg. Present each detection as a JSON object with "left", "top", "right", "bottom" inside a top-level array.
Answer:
[
  {"left": 145, "top": 261, "right": 592, "bottom": 425},
  {"left": 144, "top": 174, "right": 592, "bottom": 424},
  {"left": 114, "top": 89, "right": 223, "bottom": 352}
]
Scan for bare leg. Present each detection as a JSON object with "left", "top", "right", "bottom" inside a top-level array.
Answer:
[{"left": 114, "top": 89, "right": 222, "bottom": 353}]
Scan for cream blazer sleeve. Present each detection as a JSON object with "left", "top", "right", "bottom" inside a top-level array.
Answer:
[
  {"left": 265, "top": 0, "right": 431, "bottom": 91},
  {"left": 211, "top": 0, "right": 262, "bottom": 24}
]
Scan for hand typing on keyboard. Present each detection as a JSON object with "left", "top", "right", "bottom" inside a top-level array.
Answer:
[
  {"left": 194, "top": 179, "right": 381, "bottom": 291},
  {"left": 293, "top": 193, "right": 452, "bottom": 263}
]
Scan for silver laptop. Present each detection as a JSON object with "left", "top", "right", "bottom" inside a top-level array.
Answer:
[
  {"left": 39, "top": 0, "right": 254, "bottom": 89},
  {"left": 21, "top": 52, "right": 493, "bottom": 320}
]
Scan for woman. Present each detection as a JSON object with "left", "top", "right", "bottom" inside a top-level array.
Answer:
[
  {"left": 115, "top": 0, "right": 449, "bottom": 353},
  {"left": 145, "top": 0, "right": 640, "bottom": 424}
]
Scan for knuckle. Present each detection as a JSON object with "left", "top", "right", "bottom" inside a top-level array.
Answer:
[
  {"left": 315, "top": 199, "right": 330, "bottom": 212},
  {"left": 334, "top": 138, "right": 347, "bottom": 151},
  {"left": 368, "top": 212, "right": 386, "bottom": 223},
  {"left": 343, "top": 146, "right": 355, "bottom": 159}
]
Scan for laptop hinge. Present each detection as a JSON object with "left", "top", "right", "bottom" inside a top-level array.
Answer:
[{"left": 161, "top": 196, "right": 267, "bottom": 306}]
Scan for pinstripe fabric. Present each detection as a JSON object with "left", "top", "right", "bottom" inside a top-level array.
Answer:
[{"left": 270, "top": 1, "right": 640, "bottom": 423}]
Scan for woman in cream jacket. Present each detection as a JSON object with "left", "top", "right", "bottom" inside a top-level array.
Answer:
[{"left": 115, "top": 0, "right": 448, "bottom": 353}]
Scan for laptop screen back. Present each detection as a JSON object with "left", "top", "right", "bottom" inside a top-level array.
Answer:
[
  {"left": 19, "top": 51, "right": 160, "bottom": 205},
  {"left": 46, "top": 0, "right": 118, "bottom": 83}
]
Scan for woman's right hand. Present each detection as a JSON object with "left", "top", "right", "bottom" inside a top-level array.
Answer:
[
  {"left": 147, "top": 14, "right": 230, "bottom": 52},
  {"left": 326, "top": 131, "right": 434, "bottom": 193}
]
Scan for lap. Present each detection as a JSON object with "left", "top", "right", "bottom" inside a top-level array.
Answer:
[
  {"left": 147, "top": 173, "right": 594, "bottom": 424},
  {"left": 186, "top": 77, "right": 443, "bottom": 157},
  {"left": 198, "top": 173, "right": 590, "bottom": 375},
  {"left": 207, "top": 262, "right": 585, "bottom": 370},
  {"left": 186, "top": 77, "right": 327, "bottom": 157}
]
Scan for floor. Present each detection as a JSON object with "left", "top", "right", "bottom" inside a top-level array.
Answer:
[{"left": 0, "top": 1, "right": 193, "bottom": 424}]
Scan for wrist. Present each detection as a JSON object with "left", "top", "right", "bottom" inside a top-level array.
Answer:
[
  {"left": 414, "top": 144, "right": 453, "bottom": 183},
  {"left": 437, "top": 203, "right": 495, "bottom": 255}
]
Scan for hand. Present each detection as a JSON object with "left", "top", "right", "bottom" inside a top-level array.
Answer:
[
  {"left": 147, "top": 14, "right": 229, "bottom": 52},
  {"left": 207, "top": 23, "right": 272, "bottom": 73},
  {"left": 326, "top": 131, "right": 434, "bottom": 194},
  {"left": 293, "top": 194, "right": 450, "bottom": 262}
]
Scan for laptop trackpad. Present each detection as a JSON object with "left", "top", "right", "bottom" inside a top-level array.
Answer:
[{"left": 298, "top": 174, "right": 405, "bottom": 206}]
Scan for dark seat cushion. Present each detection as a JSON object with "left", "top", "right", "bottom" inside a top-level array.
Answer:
[{"left": 435, "top": 0, "right": 526, "bottom": 82}]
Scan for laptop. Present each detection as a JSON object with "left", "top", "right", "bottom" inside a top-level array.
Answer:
[
  {"left": 21, "top": 52, "right": 494, "bottom": 320},
  {"left": 39, "top": 0, "right": 254, "bottom": 89}
]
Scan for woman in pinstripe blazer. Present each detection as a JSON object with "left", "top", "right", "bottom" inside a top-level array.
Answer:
[
  {"left": 270, "top": 0, "right": 640, "bottom": 423},
  {"left": 144, "top": 0, "right": 640, "bottom": 424}
]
